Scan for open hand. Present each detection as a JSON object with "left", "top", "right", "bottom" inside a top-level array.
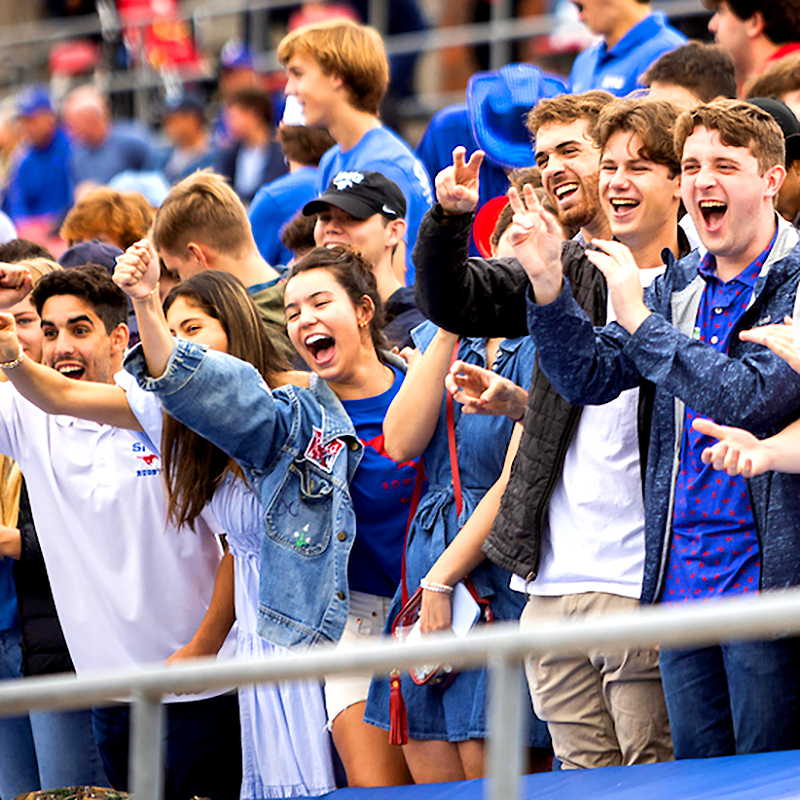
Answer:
[
  {"left": 693, "top": 417, "right": 771, "bottom": 477},
  {"left": 445, "top": 360, "right": 528, "bottom": 419},
  {"left": 739, "top": 317, "right": 800, "bottom": 374},
  {"left": 585, "top": 238, "right": 650, "bottom": 333},
  {"left": 435, "top": 146, "right": 484, "bottom": 215},
  {"left": 507, "top": 185, "right": 564, "bottom": 298},
  {"left": 113, "top": 239, "right": 161, "bottom": 301}
]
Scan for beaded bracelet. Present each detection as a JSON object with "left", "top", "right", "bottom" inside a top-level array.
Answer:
[
  {"left": 0, "top": 348, "right": 23, "bottom": 370},
  {"left": 420, "top": 579, "right": 454, "bottom": 594}
]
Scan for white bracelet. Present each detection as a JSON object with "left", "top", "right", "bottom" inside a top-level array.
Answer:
[
  {"left": 0, "top": 348, "right": 23, "bottom": 370},
  {"left": 420, "top": 579, "right": 454, "bottom": 594}
]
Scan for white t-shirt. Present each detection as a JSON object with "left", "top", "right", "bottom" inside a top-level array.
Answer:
[
  {"left": 0, "top": 372, "right": 229, "bottom": 701},
  {"left": 513, "top": 266, "right": 666, "bottom": 599}
]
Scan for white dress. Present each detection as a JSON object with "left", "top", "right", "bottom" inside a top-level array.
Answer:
[
  {"left": 211, "top": 475, "right": 336, "bottom": 799},
  {"left": 122, "top": 377, "right": 336, "bottom": 798}
]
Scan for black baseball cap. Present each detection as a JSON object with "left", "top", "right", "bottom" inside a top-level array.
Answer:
[
  {"left": 303, "top": 170, "right": 407, "bottom": 220},
  {"left": 747, "top": 97, "right": 800, "bottom": 166}
]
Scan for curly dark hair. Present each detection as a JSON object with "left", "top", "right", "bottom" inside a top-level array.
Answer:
[{"left": 31, "top": 263, "right": 128, "bottom": 334}]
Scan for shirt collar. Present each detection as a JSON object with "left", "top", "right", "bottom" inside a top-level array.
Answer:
[
  {"left": 767, "top": 42, "right": 800, "bottom": 64},
  {"left": 698, "top": 226, "right": 779, "bottom": 287},
  {"left": 462, "top": 335, "right": 526, "bottom": 365},
  {"left": 598, "top": 12, "right": 663, "bottom": 61}
]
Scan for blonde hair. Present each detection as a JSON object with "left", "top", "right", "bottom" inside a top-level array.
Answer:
[
  {"left": 19, "top": 257, "right": 60, "bottom": 284},
  {"left": 152, "top": 171, "right": 254, "bottom": 258},
  {"left": 278, "top": 20, "right": 389, "bottom": 115}
]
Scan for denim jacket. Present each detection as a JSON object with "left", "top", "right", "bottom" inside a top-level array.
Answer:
[
  {"left": 528, "top": 216, "right": 800, "bottom": 603},
  {"left": 125, "top": 340, "right": 405, "bottom": 649}
]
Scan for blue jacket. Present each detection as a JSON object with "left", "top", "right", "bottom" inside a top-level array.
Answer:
[
  {"left": 7, "top": 128, "right": 72, "bottom": 220},
  {"left": 125, "top": 340, "right": 405, "bottom": 649},
  {"left": 528, "top": 217, "right": 800, "bottom": 603}
]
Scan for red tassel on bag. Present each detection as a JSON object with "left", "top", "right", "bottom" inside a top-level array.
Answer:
[{"left": 388, "top": 669, "right": 408, "bottom": 745}]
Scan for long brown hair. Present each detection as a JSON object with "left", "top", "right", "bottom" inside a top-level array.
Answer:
[{"left": 161, "top": 270, "right": 289, "bottom": 530}]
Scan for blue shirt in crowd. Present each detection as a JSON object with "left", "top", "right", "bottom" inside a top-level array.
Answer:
[
  {"left": 663, "top": 232, "right": 778, "bottom": 603},
  {"left": 249, "top": 167, "right": 318, "bottom": 267},
  {"left": 70, "top": 124, "right": 159, "bottom": 188},
  {"left": 317, "top": 126, "right": 433, "bottom": 284},
  {"left": 0, "top": 559, "right": 17, "bottom": 633},
  {"left": 7, "top": 128, "right": 72, "bottom": 221},
  {"left": 569, "top": 12, "right": 686, "bottom": 97},
  {"left": 341, "top": 366, "right": 421, "bottom": 598}
]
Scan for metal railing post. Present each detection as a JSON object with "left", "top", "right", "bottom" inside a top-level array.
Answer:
[
  {"left": 368, "top": 0, "right": 388, "bottom": 35},
  {"left": 489, "top": 0, "right": 514, "bottom": 72},
  {"left": 130, "top": 690, "right": 165, "bottom": 800},
  {"left": 485, "top": 653, "right": 525, "bottom": 800}
]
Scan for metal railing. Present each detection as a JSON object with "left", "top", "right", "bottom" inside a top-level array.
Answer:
[{"left": 2, "top": 589, "right": 800, "bottom": 800}]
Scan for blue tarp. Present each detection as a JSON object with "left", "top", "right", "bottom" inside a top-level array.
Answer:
[{"left": 324, "top": 751, "right": 800, "bottom": 799}]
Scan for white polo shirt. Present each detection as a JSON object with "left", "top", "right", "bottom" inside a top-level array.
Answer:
[{"left": 0, "top": 371, "right": 229, "bottom": 701}]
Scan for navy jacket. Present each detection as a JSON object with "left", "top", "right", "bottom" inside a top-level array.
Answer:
[{"left": 528, "top": 217, "right": 800, "bottom": 603}]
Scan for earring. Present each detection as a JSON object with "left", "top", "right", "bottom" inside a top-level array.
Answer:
[{"left": 358, "top": 320, "right": 368, "bottom": 328}]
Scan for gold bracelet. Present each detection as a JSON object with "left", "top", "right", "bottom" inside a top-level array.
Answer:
[
  {"left": 420, "top": 579, "right": 454, "bottom": 594},
  {"left": 0, "top": 348, "right": 23, "bottom": 370},
  {"left": 133, "top": 283, "right": 160, "bottom": 302}
]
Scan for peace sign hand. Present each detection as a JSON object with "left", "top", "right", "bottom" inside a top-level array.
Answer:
[{"left": 435, "top": 146, "right": 485, "bottom": 215}]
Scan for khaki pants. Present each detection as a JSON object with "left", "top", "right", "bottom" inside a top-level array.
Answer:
[{"left": 521, "top": 592, "right": 673, "bottom": 769}]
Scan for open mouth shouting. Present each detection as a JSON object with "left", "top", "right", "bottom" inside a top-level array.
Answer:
[
  {"left": 304, "top": 333, "right": 336, "bottom": 366},
  {"left": 698, "top": 199, "right": 728, "bottom": 231},
  {"left": 55, "top": 360, "right": 86, "bottom": 380}
]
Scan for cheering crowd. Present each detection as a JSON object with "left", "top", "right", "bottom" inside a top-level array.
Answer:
[{"left": 2, "top": 0, "right": 800, "bottom": 798}]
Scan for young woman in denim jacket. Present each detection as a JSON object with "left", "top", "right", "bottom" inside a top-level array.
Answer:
[
  {"left": 113, "top": 243, "right": 416, "bottom": 788},
  {"left": 0, "top": 268, "right": 338, "bottom": 799}
]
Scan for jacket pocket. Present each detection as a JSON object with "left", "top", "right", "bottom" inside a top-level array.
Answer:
[{"left": 263, "top": 458, "right": 334, "bottom": 556}]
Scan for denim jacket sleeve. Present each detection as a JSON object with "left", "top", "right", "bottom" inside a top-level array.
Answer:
[
  {"left": 526, "top": 279, "right": 643, "bottom": 405},
  {"left": 123, "top": 339, "right": 292, "bottom": 471}
]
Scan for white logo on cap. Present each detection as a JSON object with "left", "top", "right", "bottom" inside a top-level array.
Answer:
[
  {"left": 333, "top": 171, "right": 365, "bottom": 191},
  {"left": 382, "top": 204, "right": 398, "bottom": 216}
]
